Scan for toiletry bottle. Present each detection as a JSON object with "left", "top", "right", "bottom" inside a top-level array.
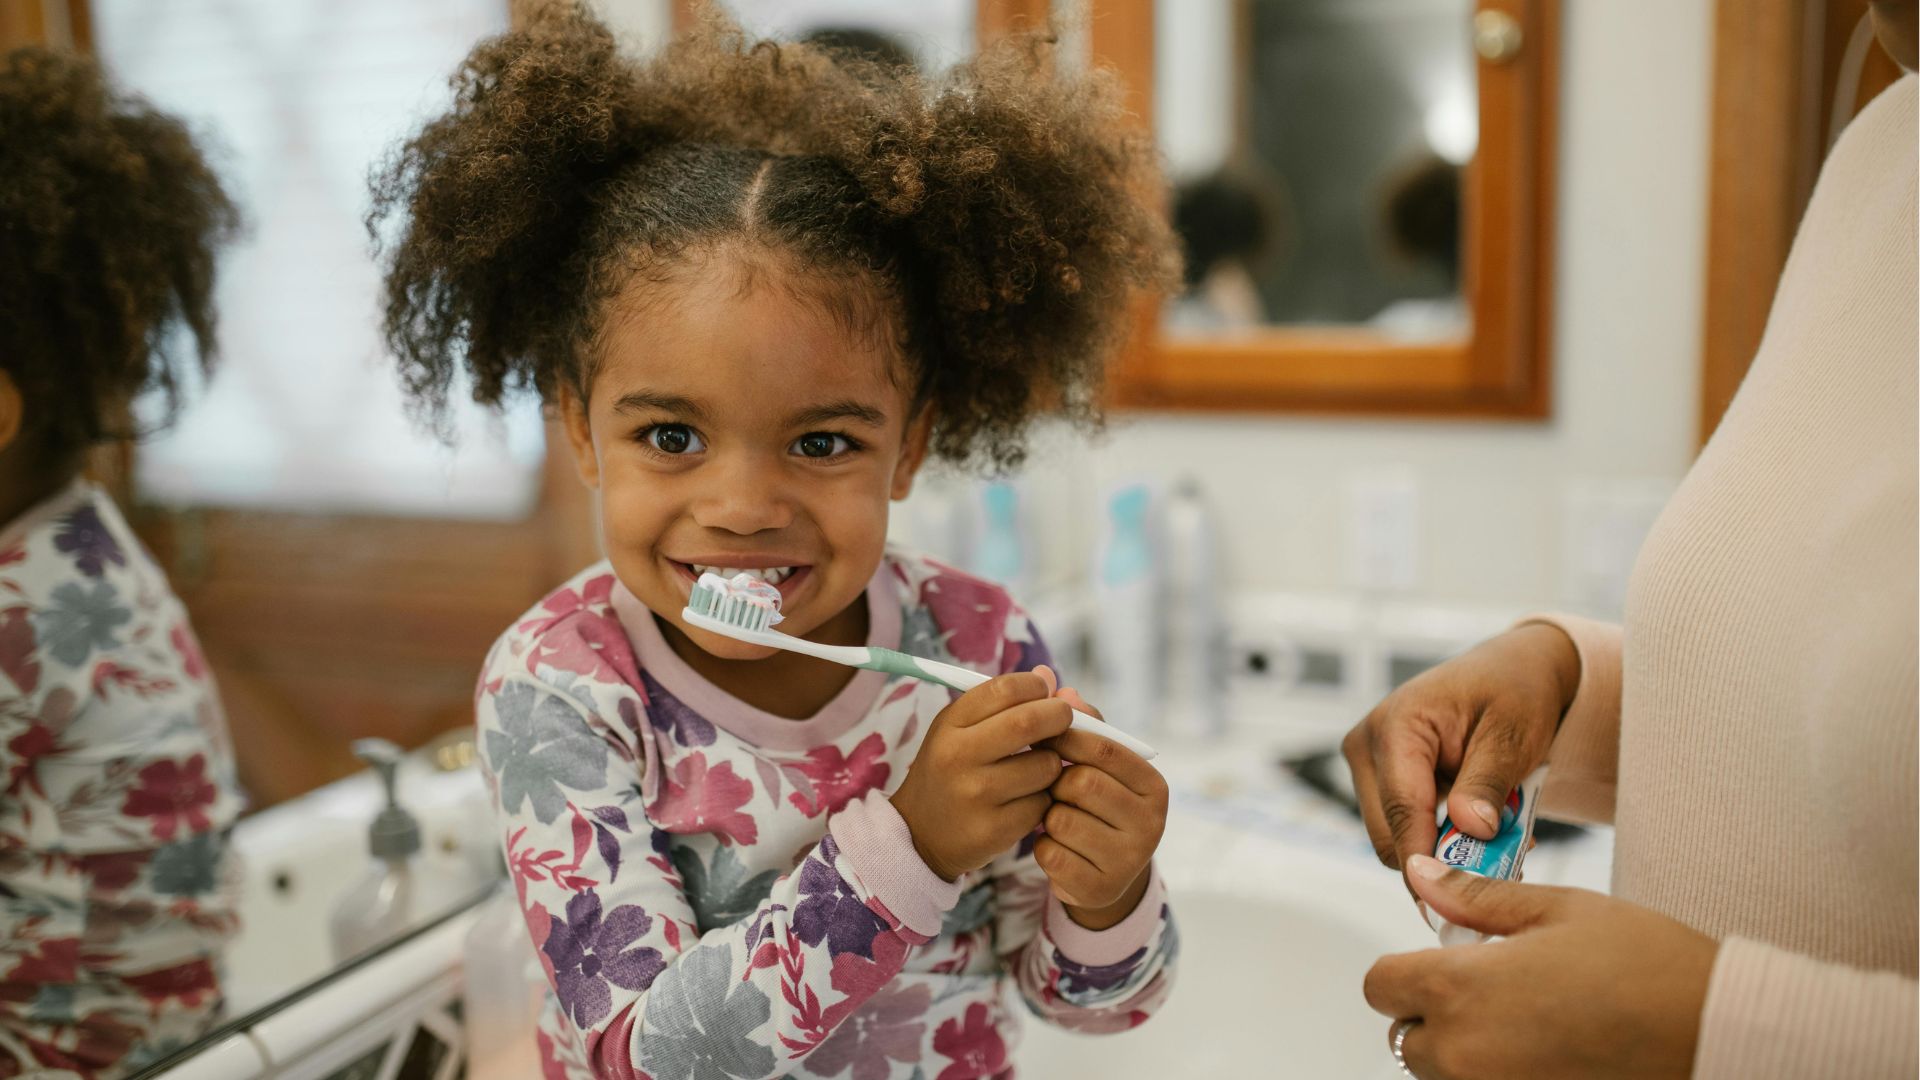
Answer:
[
  {"left": 1164, "top": 477, "right": 1229, "bottom": 739},
  {"left": 464, "top": 879, "right": 544, "bottom": 1080},
  {"left": 973, "top": 481, "right": 1030, "bottom": 595},
  {"left": 329, "top": 738, "right": 462, "bottom": 962},
  {"left": 1091, "top": 484, "right": 1164, "bottom": 736}
]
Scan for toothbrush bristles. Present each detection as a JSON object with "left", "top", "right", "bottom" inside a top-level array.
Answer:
[{"left": 687, "top": 580, "right": 776, "bottom": 634}]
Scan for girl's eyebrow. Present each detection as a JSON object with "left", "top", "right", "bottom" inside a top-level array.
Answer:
[
  {"left": 613, "top": 390, "right": 709, "bottom": 421},
  {"left": 786, "top": 400, "right": 888, "bottom": 429}
]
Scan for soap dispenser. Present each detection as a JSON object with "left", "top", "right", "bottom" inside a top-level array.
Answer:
[{"left": 329, "top": 738, "right": 457, "bottom": 962}]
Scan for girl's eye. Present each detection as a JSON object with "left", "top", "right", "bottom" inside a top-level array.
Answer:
[
  {"left": 792, "top": 432, "right": 855, "bottom": 459},
  {"left": 643, "top": 424, "right": 704, "bottom": 455}
]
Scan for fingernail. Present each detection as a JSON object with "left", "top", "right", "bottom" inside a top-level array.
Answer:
[
  {"left": 1407, "top": 854, "right": 1447, "bottom": 881},
  {"left": 1471, "top": 800, "right": 1499, "bottom": 831},
  {"left": 1035, "top": 665, "right": 1058, "bottom": 694}
]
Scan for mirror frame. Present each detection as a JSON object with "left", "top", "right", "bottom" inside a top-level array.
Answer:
[{"left": 1095, "top": 0, "right": 1560, "bottom": 418}]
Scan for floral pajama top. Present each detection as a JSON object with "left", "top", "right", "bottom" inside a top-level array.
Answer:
[
  {"left": 0, "top": 482, "right": 243, "bottom": 1078},
  {"left": 476, "top": 551, "right": 1176, "bottom": 1080}
]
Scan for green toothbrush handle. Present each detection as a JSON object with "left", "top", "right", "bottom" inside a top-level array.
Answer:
[
  {"left": 864, "top": 648, "right": 989, "bottom": 693},
  {"left": 864, "top": 648, "right": 1159, "bottom": 762}
]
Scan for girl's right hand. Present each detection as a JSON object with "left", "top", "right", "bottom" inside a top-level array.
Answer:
[
  {"left": 1340, "top": 623, "right": 1582, "bottom": 879},
  {"left": 891, "top": 669, "right": 1072, "bottom": 882}
]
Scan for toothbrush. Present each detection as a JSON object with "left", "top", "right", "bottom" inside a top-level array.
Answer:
[{"left": 683, "top": 572, "right": 1158, "bottom": 761}]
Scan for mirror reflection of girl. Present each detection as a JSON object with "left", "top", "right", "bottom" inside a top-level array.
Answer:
[
  {"left": 371, "top": 5, "right": 1181, "bottom": 1076},
  {"left": 0, "top": 48, "right": 244, "bottom": 1077}
]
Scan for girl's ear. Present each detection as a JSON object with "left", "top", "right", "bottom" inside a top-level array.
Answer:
[
  {"left": 0, "top": 372, "right": 20, "bottom": 455},
  {"left": 889, "top": 407, "right": 933, "bottom": 500},
  {"left": 558, "top": 384, "right": 600, "bottom": 490}
]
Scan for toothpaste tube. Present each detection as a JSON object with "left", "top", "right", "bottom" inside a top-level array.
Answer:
[{"left": 1427, "top": 766, "right": 1548, "bottom": 947}]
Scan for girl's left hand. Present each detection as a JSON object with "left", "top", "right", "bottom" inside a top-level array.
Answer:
[
  {"left": 1035, "top": 687, "right": 1169, "bottom": 930},
  {"left": 1365, "top": 854, "right": 1719, "bottom": 1080}
]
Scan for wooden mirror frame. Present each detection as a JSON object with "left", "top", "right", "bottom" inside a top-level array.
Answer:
[{"left": 1092, "top": 0, "right": 1560, "bottom": 418}]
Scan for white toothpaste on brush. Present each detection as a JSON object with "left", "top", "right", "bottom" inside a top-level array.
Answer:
[{"left": 1427, "top": 766, "right": 1548, "bottom": 947}]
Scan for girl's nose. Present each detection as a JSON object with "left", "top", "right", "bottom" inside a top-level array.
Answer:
[{"left": 688, "top": 455, "right": 795, "bottom": 535}]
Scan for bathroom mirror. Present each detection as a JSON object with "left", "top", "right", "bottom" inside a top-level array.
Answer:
[
  {"left": 1095, "top": 0, "right": 1559, "bottom": 417},
  {"left": 1158, "top": 0, "right": 1476, "bottom": 338}
]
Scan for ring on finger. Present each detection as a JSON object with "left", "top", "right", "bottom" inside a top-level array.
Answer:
[{"left": 1391, "top": 1017, "right": 1421, "bottom": 1078}]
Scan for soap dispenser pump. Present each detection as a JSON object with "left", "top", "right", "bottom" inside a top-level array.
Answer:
[{"left": 329, "top": 738, "right": 433, "bottom": 962}]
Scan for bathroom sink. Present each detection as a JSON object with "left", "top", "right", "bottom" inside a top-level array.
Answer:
[
  {"left": 1015, "top": 808, "right": 1434, "bottom": 1080},
  {"left": 224, "top": 759, "right": 496, "bottom": 1015}
]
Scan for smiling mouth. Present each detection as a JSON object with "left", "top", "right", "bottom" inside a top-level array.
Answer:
[{"left": 670, "top": 560, "right": 811, "bottom": 596}]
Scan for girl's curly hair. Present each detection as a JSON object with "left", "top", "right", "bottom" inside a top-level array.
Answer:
[
  {"left": 369, "top": 1, "right": 1178, "bottom": 470},
  {"left": 0, "top": 47, "right": 240, "bottom": 471}
]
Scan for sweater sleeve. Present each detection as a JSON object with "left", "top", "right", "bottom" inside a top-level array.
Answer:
[
  {"left": 998, "top": 855, "right": 1177, "bottom": 1034},
  {"left": 1514, "top": 614, "right": 1624, "bottom": 825},
  {"left": 1693, "top": 937, "right": 1919, "bottom": 1079}
]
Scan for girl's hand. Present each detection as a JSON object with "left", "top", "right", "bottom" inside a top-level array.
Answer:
[
  {"left": 1036, "top": 688, "right": 1169, "bottom": 930},
  {"left": 1365, "top": 854, "right": 1718, "bottom": 1080},
  {"left": 1341, "top": 623, "right": 1581, "bottom": 882},
  {"left": 890, "top": 669, "right": 1072, "bottom": 882}
]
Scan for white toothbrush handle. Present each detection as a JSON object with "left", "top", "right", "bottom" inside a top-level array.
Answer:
[{"left": 907, "top": 656, "right": 1160, "bottom": 762}]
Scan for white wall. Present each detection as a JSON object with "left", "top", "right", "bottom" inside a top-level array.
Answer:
[
  {"left": 596, "top": 0, "right": 1717, "bottom": 614},
  {"left": 1065, "top": 0, "right": 1713, "bottom": 613}
]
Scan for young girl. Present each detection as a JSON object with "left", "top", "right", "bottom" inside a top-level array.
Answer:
[
  {"left": 0, "top": 48, "right": 244, "bottom": 1076},
  {"left": 373, "top": 6, "right": 1180, "bottom": 1076}
]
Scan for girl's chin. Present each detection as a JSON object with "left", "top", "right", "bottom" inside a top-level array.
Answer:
[{"left": 680, "top": 622, "right": 785, "bottom": 662}]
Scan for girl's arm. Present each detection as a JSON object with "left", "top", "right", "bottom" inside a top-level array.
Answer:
[
  {"left": 983, "top": 614, "right": 1176, "bottom": 1033},
  {"left": 991, "top": 848, "right": 1176, "bottom": 1033},
  {"left": 479, "top": 674, "right": 956, "bottom": 1080}
]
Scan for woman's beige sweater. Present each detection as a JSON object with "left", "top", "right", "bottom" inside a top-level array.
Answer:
[{"left": 1535, "top": 76, "right": 1917, "bottom": 1077}]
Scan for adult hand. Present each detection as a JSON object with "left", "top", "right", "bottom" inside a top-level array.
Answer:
[
  {"left": 1035, "top": 687, "right": 1168, "bottom": 930},
  {"left": 1365, "top": 854, "right": 1718, "bottom": 1080},
  {"left": 1341, "top": 623, "right": 1581, "bottom": 882}
]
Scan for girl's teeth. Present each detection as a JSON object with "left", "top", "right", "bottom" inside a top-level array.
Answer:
[{"left": 692, "top": 565, "right": 795, "bottom": 586}]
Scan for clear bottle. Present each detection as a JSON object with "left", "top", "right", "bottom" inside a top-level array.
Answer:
[
  {"left": 1091, "top": 484, "right": 1165, "bottom": 735},
  {"left": 464, "top": 881, "right": 544, "bottom": 1080},
  {"left": 328, "top": 738, "right": 467, "bottom": 962},
  {"left": 1164, "top": 477, "right": 1229, "bottom": 739}
]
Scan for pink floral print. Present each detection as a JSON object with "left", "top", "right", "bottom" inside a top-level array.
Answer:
[
  {"left": 0, "top": 482, "right": 241, "bottom": 1077},
  {"left": 475, "top": 551, "right": 1176, "bottom": 1080}
]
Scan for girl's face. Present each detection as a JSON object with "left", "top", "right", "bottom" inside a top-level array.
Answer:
[{"left": 562, "top": 250, "right": 929, "bottom": 662}]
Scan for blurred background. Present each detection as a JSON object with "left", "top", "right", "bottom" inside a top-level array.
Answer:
[
  {"left": 0, "top": 0, "right": 1905, "bottom": 1074},
  {"left": 5, "top": 0, "right": 1887, "bottom": 807}
]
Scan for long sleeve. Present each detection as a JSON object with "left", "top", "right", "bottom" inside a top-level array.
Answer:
[
  {"left": 1693, "top": 938, "right": 1918, "bottom": 1078},
  {"left": 994, "top": 852, "right": 1176, "bottom": 1034},
  {"left": 478, "top": 675, "right": 959, "bottom": 1080},
  {"left": 1515, "top": 614, "right": 1623, "bottom": 825}
]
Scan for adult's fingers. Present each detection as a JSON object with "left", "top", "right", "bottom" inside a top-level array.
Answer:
[
  {"left": 987, "top": 748, "right": 1064, "bottom": 802},
  {"left": 1342, "top": 722, "right": 1400, "bottom": 867},
  {"left": 1372, "top": 719, "right": 1443, "bottom": 875},
  {"left": 1391, "top": 1018, "right": 1453, "bottom": 1080},
  {"left": 1043, "top": 726, "right": 1164, "bottom": 799},
  {"left": 942, "top": 671, "right": 1054, "bottom": 729},
  {"left": 1406, "top": 854, "right": 1573, "bottom": 938},
  {"left": 1445, "top": 705, "right": 1551, "bottom": 840},
  {"left": 1361, "top": 948, "right": 1449, "bottom": 1020}
]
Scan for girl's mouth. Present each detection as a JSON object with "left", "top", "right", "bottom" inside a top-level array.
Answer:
[{"left": 669, "top": 560, "right": 812, "bottom": 602}]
